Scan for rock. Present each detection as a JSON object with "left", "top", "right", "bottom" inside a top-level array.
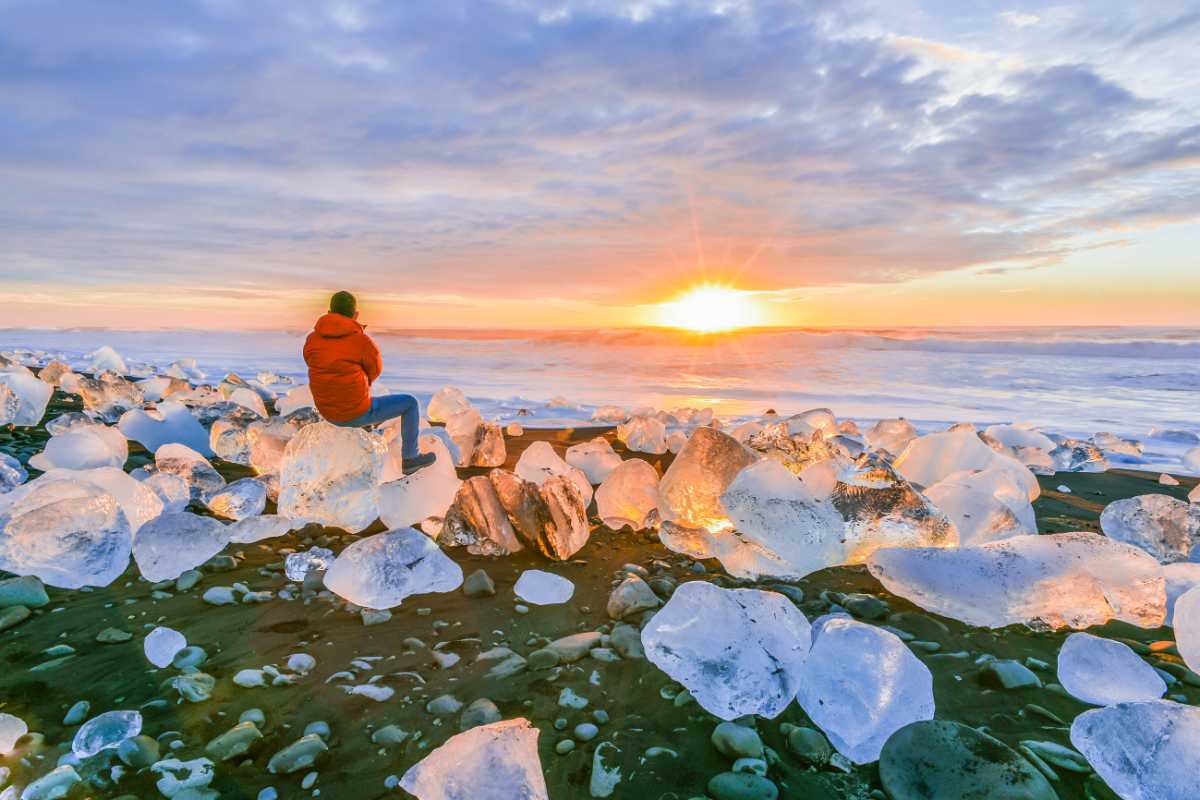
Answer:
[
  {"left": 843, "top": 593, "right": 888, "bottom": 620},
  {"left": 171, "top": 671, "right": 216, "bottom": 702},
  {"left": 980, "top": 659, "right": 1043, "bottom": 690},
  {"left": 880, "top": 720, "right": 1057, "bottom": 799},
  {"left": 267, "top": 734, "right": 328, "bottom": 774},
  {"left": 606, "top": 574, "right": 661, "bottom": 619},
  {"left": 1100, "top": 494, "right": 1197, "bottom": 563},
  {"left": 96, "top": 626, "right": 132, "bottom": 643},
  {"left": 707, "top": 772, "right": 778, "bottom": 800},
  {"left": 426, "top": 695, "right": 464, "bottom": 716},
  {"left": 144, "top": 626, "right": 187, "bottom": 668},
  {"left": 0, "top": 479, "right": 132, "bottom": 589},
  {"left": 0, "top": 605, "right": 31, "bottom": 632},
  {"left": 574, "top": 723, "right": 599, "bottom": 742},
  {"left": 711, "top": 722, "right": 763, "bottom": 759},
  {"left": 595, "top": 457, "right": 659, "bottom": 531},
  {"left": 72, "top": 710, "right": 142, "bottom": 758},
  {"left": 372, "top": 725, "right": 409, "bottom": 747},
  {"left": 201, "top": 586, "right": 237, "bottom": 606},
  {"left": 1058, "top": 632, "right": 1166, "bottom": 705},
  {"left": 63, "top": 701, "right": 90, "bottom": 726},
  {"left": 399, "top": 718, "right": 549, "bottom": 800},
  {"left": 1020, "top": 740, "right": 1090, "bottom": 773},
  {"left": 545, "top": 632, "right": 603, "bottom": 662},
  {"left": 278, "top": 422, "right": 388, "bottom": 532},
  {"left": 0, "top": 575, "right": 48, "bottom": 608},
  {"left": 527, "top": 649, "right": 560, "bottom": 670},
  {"left": 172, "top": 646, "right": 208, "bottom": 669},
  {"left": 117, "top": 735, "right": 160, "bottom": 768},
  {"left": 868, "top": 531, "right": 1167, "bottom": 630},
  {"left": 463, "top": 569, "right": 496, "bottom": 598},
  {"left": 1071, "top": 700, "right": 1200, "bottom": 800},
  {"left": 323, "top": 528, "right": 463, "bottom": 609},
  {"left": 785, "top": 726, "right": 832, "bottom": 766},
  {"left": 206, "top": 721, "right": 263, "bottom": 761},
  {"left": 133, "top": 512, "right": 231, "bottom": 582},
  {"left": 513, "top": 570, "right": 575, "bottom": 605},
  {"left": 658, "top": 427, "right": 758, "bottom": 531},
  {"left": 460, "top": 698, "right": 502, "bottom": 730},
  {"left": 609, "top": 623, "right": 645, "bottom": 659},
  {"left": 797, "top": 617, "right": 934, "bottom": 764},
  {"left": 641, "top": 581, "right": 812, "bottom": 720}
]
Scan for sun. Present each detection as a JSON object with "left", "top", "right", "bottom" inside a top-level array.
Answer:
[{"left": 656, "top": 284, "right": 760, "bottom": 332}]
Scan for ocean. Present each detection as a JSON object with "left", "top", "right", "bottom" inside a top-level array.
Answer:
[{"left": 3, "top": 326, "right": 1198, "bottom": 472}]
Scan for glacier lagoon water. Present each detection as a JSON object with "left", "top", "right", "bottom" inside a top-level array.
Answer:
[{"left": 3, "top": 326, "right": 1197, "bottom": 472}]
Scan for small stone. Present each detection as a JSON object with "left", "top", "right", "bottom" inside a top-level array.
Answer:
[
  {"left": 980, "top": 659, "right": 1043, "bottom": 690},
  {"left": 545, "top": 631, "right": 603, "bottom": 662},
  {"left": 606, "top": 574, "right": 662, "bottom": 619},
  {"left": 172, "top": 646, "right": 208, "bottom": 669},
  {"left": 175, "top": 569, "right": 202, "bottom": 592},
  {"left": 459, "top": 698, "right": 502, "bottom": 730},
  {"left": 201, "top": 586, "right": 237, "bottom": 606},
  {"left": 609, "top": 623, "right": 645, "bottom": 659},
  {"left": 267, "top": 734, "right": 328, "bottom": 774},
  {"left": 371, "top": 725, "right": 409, "bottom": 747},
  {"left": 574, "top": 723, "right": 599, "bottom": 742},
  {"left": 426, "top": 695, "right": 463, "bottom": 716},
  {"left": 785, "top": 726, "right": 832, "bottom": 767},
  {"left": 0, "top": 575, "right": 49, "bottom": 608},
  {"left": 463, "top": 569, "right": 496, "bottom": 598},
  {"left": 96, "top": 626, "right": 133, "bottom": 643},
  {"left": 117, "top": 735, "right": 160, "bottom": 768},
  {"left": 205, "top": 722, "right": 263, "bottom": 762},
  {"left": 527, "top": 649, "right": 561, "bottom": 670},
  {"left": 0, "top": 605, "right": 31, "bottom": 632},
  {"left": 707, "top": 772, "right": 779, "bottom": 800},
  {"left": 361, "top": 608, "right": 392, "bottom": 626},
  {"left": 712, "top": 722, "right": 764, "bottom": 760},
  {"left": 555, "top": 738, "right": 576, "bottom": 755},
  {"left": 303, "top": 721, "right": 331, "bottom": 740},
  {"left": 558, "top": 688, "right": 588, "bottom": 709},
  {"left": 63, "top": 701, "right": 90, "bottom": 726},
  {"left": 843, "top": 593, "right": 889, "bottom": 620}
]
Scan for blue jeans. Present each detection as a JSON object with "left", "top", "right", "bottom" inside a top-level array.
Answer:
[{"left": 332, "top": 394, "right": 421, "bottom": 459}]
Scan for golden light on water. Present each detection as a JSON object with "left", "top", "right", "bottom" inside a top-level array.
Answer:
[{"left": 656, "top": 284, "right": 760, "bottom": 332}]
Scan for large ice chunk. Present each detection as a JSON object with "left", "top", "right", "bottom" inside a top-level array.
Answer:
[
  {"left": 515, "top": 441, "right": 593, "bottom": 505},
  {"left": 565, "top": 437, "right": 623, "bottom": 485},
  {"left": 36, "top": 467, "right": 163, "bottom": 533},
  {"left": 28, "top": 427, "right": 128, "bottom": 471},
  {"left": 616, "top": 415, "right": 668, "bottom": 455},
  {"left": 73, "top": 710, "right": 141, "bottom": 759},
  {"left": 984, "top": 424, "right": 1056, "bottom": 451},
  {"left": 246, "top": 410, "right": 318, "bottom": 475},
  {"left": 132, "top": 512, "right": 230, "bottom": 582},
  {"left": 119, "top": 401, "right": 212, "bottom": 456},
  {"left": 1057, "top": 632, "right": 1166, "bottom": 705},
  {"left": 445, "top": 408, "right": 484, "bottom": 467},
  {"left": 0, "top": 365, "right": 53, "bottom": 426},
  {"left": 441, "top": 473, "right": 525, "bottom": 556},
  {"left": 796, "top": 617, "right": 934, "bottom": 764},
  {"left": 0, "top": 480, "right": 132, "bottom": 588},
  {"left": 323, "top": 528, "right": 463, "bottom": 609},
  {"left": 275, "top": 384, "right": 314, "bottom": 416},
  {"left": 895, "top": 430, "right": 1039, "bottom": 501},
  {"left": 278, "top": 422, "right": 387, "bottom": 532},
  {"left": 658, "top": 427, "right": 758, "bottom": 531},
  {"left": 77, "top": 371, "right": 144, "bottom": 422},
  {"left": 228, "top": 387, "right": 267, "bottom": 418},
  {"left": 204, "top": 478, "right": 267, "bottom": 521},
  {"left": 399, "top": 718, "right": 548, "bottom": 800},
  {"left": 1070, "top": 700, "right": 1200, "bottom": 800},
  {"left": 140, "top": 472, "right": 190, "bottom": 514},
  {"left": 228, "top": 514, "right": 301, "bottom": 544},
  {"left": 87, "top": 345, "right": 127, "bottom": 374},
  {"left": 640, "top": 581, "right": 812, "bottom": 720},
  {"left": 0, "top": 452, "right": 26, "bottom": 494},
  {"left": 925, "top": 466, "right": 1036, "bottom": 546},
  {"left": 1175, "top": 586, "right": 1200, "bottom": 672},
  {"left": 1164, "top": 562, "right": 1200, "bottom": 626},
  {"left": 1100, "top": 494, "right": 1198, "bottom": 563},
  {"left": 155, "top": 443, "right": 226, "bottom": 501},
  {"left": 595, "top": 458, "right": 659, "bottom": 530},
  {"left": 285, "top": 546, "right": 335, "bottom": 581},
  {"left": 426, "top": 386, "right": 471, "bottom": 424},
  {"left": 0, "top": 712, "right": 27, "bottom": 754},
  {"left": 869, "top": 532, "right": 1166, "bottom": 629},
  {"left": 863, "top": 418, "right": 917, "bottom": 455},
  {"left": 379, "top": 436, "right": 461, "bottom": 528}
]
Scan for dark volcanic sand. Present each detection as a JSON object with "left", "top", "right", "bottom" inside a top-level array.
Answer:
[{"left": 1, "top": 391, "right": 1198, "bottom": 800}]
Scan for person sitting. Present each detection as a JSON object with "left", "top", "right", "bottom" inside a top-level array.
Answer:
[{"left": 302, "top": 290, "right": 435, "bottom": 474}]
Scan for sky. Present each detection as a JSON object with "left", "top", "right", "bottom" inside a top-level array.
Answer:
[{"left": 1, "top": 0, "right": 1198, "bottom": 329}]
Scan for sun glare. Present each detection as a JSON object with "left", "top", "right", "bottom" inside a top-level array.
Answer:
[{"left": 657, "top": 284, "right": 759, "bottom": 332}]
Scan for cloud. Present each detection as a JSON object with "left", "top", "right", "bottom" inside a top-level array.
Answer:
[{"left": 0, "top": 0, "right": 1197, "bottom": 315}]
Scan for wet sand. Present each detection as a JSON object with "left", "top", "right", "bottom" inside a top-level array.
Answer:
[{"left": 1, "top": 392, "right": 1198, "bottom": 799}]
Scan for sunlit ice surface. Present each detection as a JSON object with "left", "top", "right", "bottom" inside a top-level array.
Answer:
[{"left": 656, "top": 285, "right": 761, "bottom": 332}]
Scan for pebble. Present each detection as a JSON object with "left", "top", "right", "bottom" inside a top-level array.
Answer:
[
  {"left": 462, "top": 569, "right": 496, "bottom": 597},
  {"left": 174, "top": 570, "right": 202, "bottom": 592},
  {"left": 201, "top": 586, "right": 237, "bottom": 606},
  {"left": 555, "top": 739, "right": 576, "bottom": 755},
  {"left": 711, "top": 722, "right": 764, "bottom": 760},
  {"left": 0, "top": 605, "right": 31, "bottom": 631},
  {"left": 95, "top": 627, "right": 132, "bottom": 643},
  {"left": 609, "top": 623, "right": 645, "bottom": 659},
  {"left": 558, "top": 688, "right": 588, "bottom": 709},
  {"left": 304, "top": 721, "right": 331, "bottom": 740},
  {"left": 980, "top": 659, "right": 1042, "bottom": 690},
  {"left": 267, "top": 735, "right": 328, "bottom": 774},
  {"left": 426, "top": 695, "right": 463, "bottom": 716},
  {"left": 371, "top": 725, "right": 409, "bottom": 746},
  {"left": 239, "top": 709, "right": 266, "bottom": 727},
  {"left": 205, "top": 722, "right": 263, "bottom": 762},
  {"left": 117, "top": 735, "right": 160, "bottom": 769},
  {"left": 574, "top": 723, "right": 599, "bottom": 742},
  {"left": 783, "top": 725, "right": 832, "bottom": 766},
  {"left": 0, "top": 576, "right": 49, "bottom": 608},
  {"left": 527, "top": 649, "right": 560, "bottom": 670},
  {"left": 459, "top": 698, "right": 502, "bottom": 730},
  {"left": 606, "top": 575, "right": 662, "bottom": 619},
  {"left": 707, "top": 771, "right": 779, "bottom": 800},
  {"left": 172, "top": 646, "right": 208, "bottom": 669},
  {"left": 545, "top": 632, "right": 603, "bottom": 662},
  {"left": 843, "top": 593, "right": 889, "bottom": 620},
  {"left": 63, "top": 701, "right": 90, "bottom": 726},
  {"left": 361, "top": 608, "right": 391, "bottom": 626}
]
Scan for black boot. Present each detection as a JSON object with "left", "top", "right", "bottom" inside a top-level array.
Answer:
[{"left": 402, "top": 452, "right": 437, "bottom": 475}]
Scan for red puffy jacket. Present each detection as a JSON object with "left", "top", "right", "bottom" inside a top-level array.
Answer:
[{"left": 302, "top": 313, "right": 382, "bottom": 422}]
